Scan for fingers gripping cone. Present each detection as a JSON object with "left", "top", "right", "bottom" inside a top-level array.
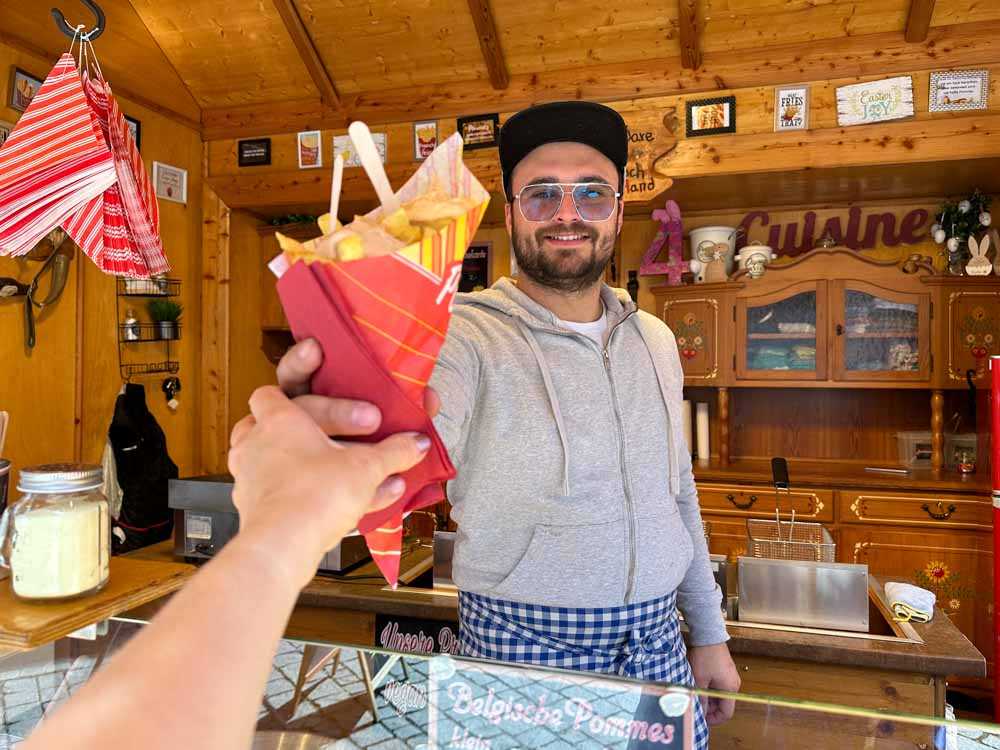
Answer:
[{"left": 273, "top": 128, "right": 489, "bottom": 586}]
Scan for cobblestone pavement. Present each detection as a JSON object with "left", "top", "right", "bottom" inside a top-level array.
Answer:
[{"left": 2, "top": 628, "right": 999, "bottom": 749}]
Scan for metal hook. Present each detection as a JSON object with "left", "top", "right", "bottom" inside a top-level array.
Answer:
[{"left": 51, "top": 0, "right": 105, "bottom": 42}]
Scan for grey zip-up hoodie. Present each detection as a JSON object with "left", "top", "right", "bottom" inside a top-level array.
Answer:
[{"left": 429, "top": 278, "right": 728, "bottom": 647}]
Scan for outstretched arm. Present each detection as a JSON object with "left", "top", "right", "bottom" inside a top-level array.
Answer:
[{"left": 23, "top": 386, "right": 429, "bottom": 750}]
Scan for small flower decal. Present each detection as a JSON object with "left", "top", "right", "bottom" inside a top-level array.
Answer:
[
  {"left": 924, "top": 561, "right": 951, "bottom": 584},
  {"left": 949, "top": 599, "right": 961, "bottom": 611}
]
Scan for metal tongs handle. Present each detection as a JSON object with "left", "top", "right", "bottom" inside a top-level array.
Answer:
[{"left": 771, "top": 457, "right": 792, "bottom": 541}]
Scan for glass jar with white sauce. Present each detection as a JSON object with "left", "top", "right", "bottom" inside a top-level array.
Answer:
[{"left": 0, "top": 463, "right": 110, "bottom": 601}]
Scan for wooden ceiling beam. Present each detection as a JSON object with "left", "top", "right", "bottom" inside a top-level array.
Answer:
[
  {"left": 270, "top": 0, "right": 340, "bottom": 107},
  {"left": 678, "top": 0, "right": 701, "bottom": 70},
  {"left": 466, "top": 0, "right": 509, "bottom": 89},
  {"left": 202, "top": 20, "right": 1000, "bottom": 140},
  {"left": 905, "top": 0, "right": 936, "bottom": 42}
]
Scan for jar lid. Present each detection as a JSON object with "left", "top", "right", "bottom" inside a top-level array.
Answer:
[{"left": 17, "top": 463, "right": 102, "bottom": 493}]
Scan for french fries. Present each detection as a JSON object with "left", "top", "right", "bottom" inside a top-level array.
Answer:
[{"left": 278, "top": 179, "right": 479, "bottom": 266}]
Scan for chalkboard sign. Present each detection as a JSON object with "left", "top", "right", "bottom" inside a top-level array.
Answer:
[{"left": 238, "top": 138, "right": 271, "bottom": 167}]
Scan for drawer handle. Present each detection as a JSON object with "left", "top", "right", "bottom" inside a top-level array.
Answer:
[
  {"left": 921, "top": 502, "right": 957, "bottom": 521},
  {"left": 727, "top": 493, "right": 757, "bottom": 510}
]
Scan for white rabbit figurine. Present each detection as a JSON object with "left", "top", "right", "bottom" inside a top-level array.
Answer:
[{"left": 966, "top": 234, "right": 992, "bottom": 276}]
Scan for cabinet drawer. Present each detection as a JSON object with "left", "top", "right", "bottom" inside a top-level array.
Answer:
[
  {"left": 697, "top": 483, "right": 833, "bottom": 522},
  {"left": 842, "top": 491, "right": 991, "bottom": 531}
]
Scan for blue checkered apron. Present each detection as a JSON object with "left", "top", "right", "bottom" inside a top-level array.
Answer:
[{"left": 458, "top": 590, "right": 709, "bottom": 750}]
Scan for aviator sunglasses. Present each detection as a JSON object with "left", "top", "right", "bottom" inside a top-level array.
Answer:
[{"left": 514, "top": 182, "right": 621, "bottom": 223}]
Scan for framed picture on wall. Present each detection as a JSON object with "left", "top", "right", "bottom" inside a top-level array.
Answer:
[
  {"left": 685, "top": 96, "right": 736, "bottom": 137},
  {"left": 0, "top": 120, "right": 13, "bottom": 148},
  {"left": 297, "top": 130, "right": 322, "bottom": 169},
  {"left": 124, "top": 114, "right": 141, "bottom": 151},
  {"left": 929, "top": 69, "right": 989, "bottom": 112},
  {"left": 774, "top": 85, "right": 809, "bottom": 131},
  {"left": 8, "top": 67, "right": 42, "bottom": 112},
  {"left": 456, "top": 113, "right": 500, "bottom": 150},
  {"left": 413, "top": 120, "right": 438, "bottom": 160},
  {"left": 153, "top": 161, "right": 188, "bottom": 204},
  {"left": 459, "top": 241, "right": 491, "bottom": 292}
]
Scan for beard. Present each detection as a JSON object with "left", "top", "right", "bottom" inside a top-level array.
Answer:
[{"left": 511, "top": 220, "right": 617, "bottom": 293}]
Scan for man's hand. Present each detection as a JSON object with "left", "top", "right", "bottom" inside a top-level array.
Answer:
[
  {"left": 276, "top": 338, "right": 441, "bottom": 430},
  {"left": 228, "top": 386, "right": 430, "bottom": 589},
  {"left": 688, "top": 642, "right": 741, "bottom": 725}
]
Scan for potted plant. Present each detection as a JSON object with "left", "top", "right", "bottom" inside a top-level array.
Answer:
[{"left": 148, "top": 299, "right": 182, "bottom": 340}]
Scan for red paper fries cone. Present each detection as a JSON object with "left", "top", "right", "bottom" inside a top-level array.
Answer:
[{"left": 273, "top": 133, "right": 488, "bottom": 586}]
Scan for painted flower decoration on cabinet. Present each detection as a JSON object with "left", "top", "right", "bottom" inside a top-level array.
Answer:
[
  {"left": 961, "top": 306, "right": 996, "bottom": 375},
  {"left": 675, "top": 312, "right": 705, "bottom": 360},
  {"left": 924, "top": 560, "right": 951, "bottom": 584},
  {"left": 949, "top": 599, "right": 961, "bottom": 611}
]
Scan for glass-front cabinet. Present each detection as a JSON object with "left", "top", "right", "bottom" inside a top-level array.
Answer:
[
  {"left": 736, "top": 281, "right": 827, "bottom": 380},
  {"left": 831, "top": 281, "right": 931, "bottom": 382}
]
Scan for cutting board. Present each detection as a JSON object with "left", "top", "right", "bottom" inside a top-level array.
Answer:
[{"left": 0, "top": 556, "right": 194, "bottom": 648}]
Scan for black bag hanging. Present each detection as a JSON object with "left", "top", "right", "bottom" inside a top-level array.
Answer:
[{"left": 108, "top": 383, "right": 178, "bottom": 553}]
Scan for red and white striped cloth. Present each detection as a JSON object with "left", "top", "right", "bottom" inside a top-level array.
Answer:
[
  {"left": 0, "top": 54, "right": 116, "bottom": 258},
  {"left": 63, "top": 71, "right": 150, "bottom": 277}
]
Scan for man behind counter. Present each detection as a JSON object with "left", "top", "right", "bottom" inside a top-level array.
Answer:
[{"left": 278, "top": 101, "right": 740, "bottom": 747}]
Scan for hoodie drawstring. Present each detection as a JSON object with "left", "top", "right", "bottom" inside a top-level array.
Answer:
[
  {"left": 515, "top": 319, "right": 572, "bottom": 496},
  {"left": 632, "top": 320, "right": 682, "bottom": 497}
]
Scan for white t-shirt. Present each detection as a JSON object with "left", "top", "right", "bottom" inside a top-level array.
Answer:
[{"left": 557, "top": 305, "right": 609, "bottom": 347}]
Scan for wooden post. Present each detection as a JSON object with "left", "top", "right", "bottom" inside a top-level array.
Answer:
[
  {"left": 677, "top": 0, "right": 702, "bottom": 70},
  {"left": 200, "top": 144, "right": 232, "bottom": 475},
  {"left": 904, "top": 0, "right": 936, "bottom": 43},
  {"left": 931, "top": 389, "right": 944, "bottom": 471},
  {"left": 718, "top": 386, "right": 730, "bottom": 465},
  {"left": 466, "top": 0, "right": 510, "bottom": 89}
]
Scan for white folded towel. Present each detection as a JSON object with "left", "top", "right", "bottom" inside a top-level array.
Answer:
[{"left": 884, "top": 582, "right": 936, "bottom": 623}]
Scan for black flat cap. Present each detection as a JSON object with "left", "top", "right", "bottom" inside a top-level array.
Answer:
[{"left": 498, "top": 101, "right": 628, "bottom": 199}]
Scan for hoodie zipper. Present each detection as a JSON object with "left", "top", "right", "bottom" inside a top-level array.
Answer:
[
  {"left": 508, "top": 301, "right": 640, "bottom": 604},
  {"left": 602, "top": 312, "right": 638, "bottom": 604}
]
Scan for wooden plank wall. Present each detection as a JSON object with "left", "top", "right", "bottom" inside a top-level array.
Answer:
[{"left": 0, "top": 40, "right": 203, "bottom": 486}]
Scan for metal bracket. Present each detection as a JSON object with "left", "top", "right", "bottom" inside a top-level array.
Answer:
[{"left": 51, "top": 0, "right": 106, "bottom": 41}]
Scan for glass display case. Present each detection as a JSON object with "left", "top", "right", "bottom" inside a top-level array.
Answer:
[
  {"left": 2, "top": 625, "right": 996, "bottom": 750},
  {"left": 832, "top": 281, "right": 931, "bottom": 382},
  {"left": 736, "top": 281, "right": 827, "bottom": 380}
]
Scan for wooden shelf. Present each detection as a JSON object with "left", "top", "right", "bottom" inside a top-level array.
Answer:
[
  {"left": 845, "top": 332, "right": 918, "bottom": 339},
  {"left": 748, "top": 333, "right": 816, "bottom": 340},
  {"left": 0, "top": 557, "right": 194, "bottom": 649},
  {"left": 692, "top": 457, "right": 991, "bottom": 494}
]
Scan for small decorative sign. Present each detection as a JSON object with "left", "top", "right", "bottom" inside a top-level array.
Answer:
[
  {"left": 0, "top": 120, "right": 13, "bottom": 148},
  {"left": 459, "top": 241, "right": 490, "bottom": 292},
  {"left": 685, "top": 95, "right": 736, "bottom": 137},
  {"left": 8, "top": 67, "right": 41, "bottom": 112},
  {"left": 774, "top": 85, "right": 809, "bottom": 131},
  {"left": 152, "top": 161, "right": 188, "bottom": 204},
  {"left": 836, "top": 76, "right": 914, "bottom": 126},
  {"left": 334, "top": 131, "right": 386, "bottom": 167},
  {"left": 427, "top": 657, "right": 693, "bottom": 750},
  {"left": 374, "top": 613, "right": 460, "bottom": 655},
  {"left": 929, "top": 69, "right": 989, "bottom": 112},
  {"left": 457, "top": 113, "right": 500, "bottom": 149},
  {"left": 414, "top": 119, "right": 438, "bottom": 160},
  {"left": 237, "top": 137, "right": 271, "bottom": 167},
  {"left": 297, "top": 130, "right": 322, "bottom": 169},
  {"left": 124, "top": 115, "right": 141, "bottom": 151}
]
